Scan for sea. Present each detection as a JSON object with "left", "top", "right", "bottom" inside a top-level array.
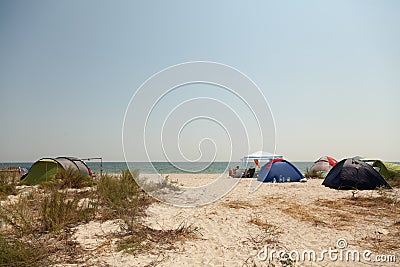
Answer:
[{"left": 0, "top": 161, "right": 315, "bottom": 174}]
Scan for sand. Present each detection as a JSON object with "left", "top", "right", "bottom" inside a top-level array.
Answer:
[{"left": 69, "top": 174, "right": 399, "bottom": 267}]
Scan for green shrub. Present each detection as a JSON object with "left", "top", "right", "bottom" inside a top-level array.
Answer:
[
  {"left": 96, "top": 170, "right": 154, "bottom": 232},
  {"left": 0, "top": 172, "right": 18, "bottom": 200},
  {"left": 97, "top": 171, "right": 140, "bottom": 211},
  {"left": 0, "top": 235, "right": 48, "bottom": 267},
  {"left": 54, "top": 168, "right": 94, "bottom": 189},
  {"left": 0, "top": 195, "right": 37, "bottom": 237},
  {"left": 0, "top": 184, "right": 17, "bottom": 200},
  {"left": 0, "top": 171, "right": 18, "bottom": 185},
  {"left": 40, "top": 190, "right": 96, "bottom": 233},
  {"left": 304, "top": 168, "right": 325, "bottom": 179},
  {"left": 122, "top": 169, "right": 140, "bottom": 182}
]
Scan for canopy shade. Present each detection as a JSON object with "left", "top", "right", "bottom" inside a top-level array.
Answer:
[
  {"left": 242, "top": 151, "right": 283, "bottom": 160},
  {"left": 240, "top": 151, "right": 283, "bottom": 168}
]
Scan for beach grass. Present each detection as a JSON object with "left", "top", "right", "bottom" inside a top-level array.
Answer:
[
  {"left": 38, "top": 168, "right": 95, "bottom": 190},
  {"left": 96, "top": 171, "right": 200, "bottom": 255},
  {"left": 0, "top": 183, "right": 17, "bottom": 200},
  {"left": 303, "top": 167, "right": 325, "bottom": 179},
  {"left": 40, "top": 190, "right": 96, "bottom": 233},
  {"left": 0, "top": 172, "right": 18, "bottom": 200},
  {"left": 0, "top": 234, "right": 49, "bottom": 267},
  {"left": 0, "top": 190, "right": 41, "bottom": 237},
  {"left": 54, "top": 168, "right": 95, "bottom": 189},
  {"left": 386, "top": 174, "right": 400, "bottom": 188},
  {"left": 0, "top": 169, "right": 199, "bottom": 265},
  {"left": 96, "top": 170, "right": 152, "bottom": 223}
]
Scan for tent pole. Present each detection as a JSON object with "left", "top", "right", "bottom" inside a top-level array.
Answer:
[
  {"left": 80, "top": 157, "right": 103, "bottom": 178},
  {"left": 100, "top": 157, "right": 103, "bottom": 178}
]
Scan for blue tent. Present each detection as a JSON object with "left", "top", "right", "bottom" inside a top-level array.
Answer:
[{"left": 258, "top": 159, "right": 304, "bottom": 182}]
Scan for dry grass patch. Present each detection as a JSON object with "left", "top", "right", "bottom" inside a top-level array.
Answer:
[
  {"left": 315, "top": 194, "right": 400, "bottom": 221},
  {"left": 262, "top": 195, "right": 284, "bottom": 205},
  {"left": 281, "top": 202, "right": 329, "bottom": 227},
  {"left": 314, "top": 193, "right": 400, "bottom": 253},
  {"left": 248, "top": 214, "right": 276, "bottom": 230},
  {"left": 361, "top": 222, "right": 400, "bottom": 253},
  {"left": 223, "top": 200, "right": 256, "bottom": 209},
  {"left": 263, "top": 194, "right": 397, "bottom": 230},
  {"left": 245, "top": 214, "right": 281, "bottom": 255},
  {"left": 117, "top": 221, "right": 201, "bottom": 255}
]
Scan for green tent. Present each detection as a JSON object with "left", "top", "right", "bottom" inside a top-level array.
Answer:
[
  {"left": 21, "top": 157, "right": 91, "bottom": 185},
  {"left": 372, "top": 160, "right": 400, "bottom": 180}
]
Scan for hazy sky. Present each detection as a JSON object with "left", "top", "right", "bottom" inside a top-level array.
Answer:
[{"left": 1, "top": 0, "right": 399, "bottom": 162}]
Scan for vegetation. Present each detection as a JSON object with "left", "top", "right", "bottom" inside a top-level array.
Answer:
[
  {"left": 0, "top": 235, "right": 49, "bottom": 267},
  {"left": 303, "top": 168, "right": 325, "bottom": 179},
  {"left": 117, "top": 221, "right": 201, "bottom": 255},
  {"left": 0, "top": 172, "right": 17, "bottom": 200},
  {"left": 223, "top": 200, "right": 256, "bottom": 209},
  {"left": 55, "top": 168, "right": 95, "bottom": 189},
  {"left": 38, "top": 168, "right": 95, "bottom": 190},
  {"left": 0, "top": 183, "right": 17, "bottom": 200},
  {"left": 244, "top": 214, "right": 281, "bottom": 267},
  {"left": 97, "top": 171, "right": 141, "bottom": 214},
  {"left": 0, "top": 194, "right": 38, "bottom": 237},
  {"left": 0, "top": 169, "right": 197, "bottom": 265},
  {"left": 95, "top": 170, "right": 154, "bottom": 226},
  {"left": 248, "top": 215, "right": 277, "bottom": 231},
  {"left": 40, "top": 190, "right": 96, "bottom": 233}
]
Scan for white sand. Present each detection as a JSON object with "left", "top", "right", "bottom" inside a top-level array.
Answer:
[{"left": 73, "top": 174, "right": 399, "bottom": 267}]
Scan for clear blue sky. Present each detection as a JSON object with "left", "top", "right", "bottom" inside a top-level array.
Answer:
[{"left": 1, "top": 0, "right": 399, "bottom": 162}]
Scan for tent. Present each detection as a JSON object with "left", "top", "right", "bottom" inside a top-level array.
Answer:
[
  {"left": 21, "top": 157, "right": 91, "bottom": 185},
  {"left": 310, "top": 156, "right": 337, "bottom": 174},
  {"left": 257, "top": 158, "right": 304, "bottom": 182},
  {"left": 240, "top": 151, "right": 283, "bottom": 169},
  {"left": 322, "top": 158, "right": 392, "bottom": 190},
  {"left": 359, "top": 159, "right": 400, "bottom": 181},
  {"left": 372, "top": 161, "right": 400, "bottom": 180}
]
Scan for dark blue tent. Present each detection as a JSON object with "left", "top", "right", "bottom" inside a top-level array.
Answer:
[
  {"left": 258, "top": 158, "right": 304, "bottom": 182},
  {"left": 322, "top": 158, "right": 392, "bottom": 190}
]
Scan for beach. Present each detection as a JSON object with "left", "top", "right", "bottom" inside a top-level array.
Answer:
[
  {"left": 3, "top": 1, "right": 400, "bottom": 266},
  {"left": 67, "top": 173, "right": 399, "bottom": 266}
]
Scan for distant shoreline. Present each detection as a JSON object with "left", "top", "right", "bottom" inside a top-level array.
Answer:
[{"left": 2, "top": 161, "right": 400, "bottom": 175}]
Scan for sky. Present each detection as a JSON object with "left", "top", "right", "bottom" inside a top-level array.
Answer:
[{"left": 0, "top": 0, "right": 399, "bottom": 162}]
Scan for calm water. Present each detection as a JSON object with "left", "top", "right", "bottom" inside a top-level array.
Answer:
[{"left": 0, "top": 161, "right": 315, "bottom": 174}]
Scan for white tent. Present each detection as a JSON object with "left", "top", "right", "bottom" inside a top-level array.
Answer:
[{"left": 240, "top": 151, "right": 283, "bottom": 169}]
